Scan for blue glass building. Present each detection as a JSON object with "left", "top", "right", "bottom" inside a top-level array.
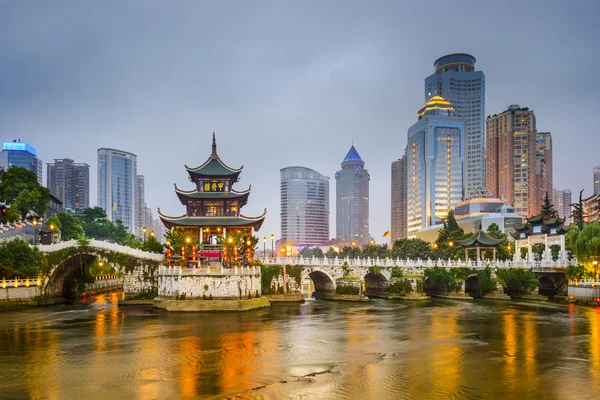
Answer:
[
  {"left": 97, "top": 148, "right": 137, "bottom": 233},
  {"left": 406, "top": 96, "right": 465, "bottom": 238},
  {"left": 1, "top": 141, "right": 43, "bottom": 184}
]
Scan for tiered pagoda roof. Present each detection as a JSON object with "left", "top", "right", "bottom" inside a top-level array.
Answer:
[
  {"left": 511, "top": 213, "right": 568, "bottom": 239},
  {"left": 457, "top": 230, "right": 506, "bottom": 248},
  {"left": 158, "top": 133, "right": 266, "bottom": 232}
]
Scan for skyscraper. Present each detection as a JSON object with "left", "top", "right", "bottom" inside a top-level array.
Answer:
[
  {"left": 336, "top": 146, "right": 370, "bottom": 244},
  {"left": 486, "top": 105, "right": 539, "bottom": 217},
  {"left": 391, "top": 155, "right": 407, "bottom": 242},
  {"left": 135, "top": 175, "right": 146, "bottom": 237},
  {"left": 280, "top": 166, "right": 330, "bottom": 246},
  {"left": 594, "top": 166, "right": 600, "bottom": 195},
  {"left": 1, "top": 140, "right": 43, "bottom": 184},
  {"left": 97, "top": 148, "right": 137, "bottom": 233},
  {"left": 553, "top": 188, "right": 572, "bottom": 220},
  {"left": 425, "top": 53, "right": 485, "bottom": 196},
  {"left": 535, "top": 132, "right": 553, "bottom": 199},
  {"left": 406, "top": 96, "right": 465, "bottom": 238},
  {"left": 47, "top": 159, "right": 90, "bottom": 211}
]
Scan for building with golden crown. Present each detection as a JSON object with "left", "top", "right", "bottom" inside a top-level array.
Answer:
[
  {"left": 158, "top": 134, "right": 266, "bottom": 260},
  {"left": 405, "top": 95, "right": 466, "bottom": 238}
]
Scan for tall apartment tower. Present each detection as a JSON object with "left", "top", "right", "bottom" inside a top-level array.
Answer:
[
  {"left": 47, "top": 159, "right": 90, "bottom": 211},
  {"left": 1, "top": 140, "right": 43, "bottom": 184},
  {"left": 425, "top": 53, "right": 485, "bottom": 196},
  {"left": 336, "top": 146, "right": 370, "bottom": 244},
  {"left": 280, "top": 166, "right": 330, "bottom": 246},
  {"left": 535, "top": 132, "right": 553, "bottom": 200},
  {"left": 97, "top": 148, "right": 137, "bottom": 233},
  {"left": 594, "top": 166, "right": 600, "bottom": 195},
  {"left": 486, "top": 105, "right": 538, "bottom": 217},
  {"left": 406, "top": 96, "right": 465, "bottom": 238},
  {"left": 135, "top": 175, "right": 146, "bottom": 236},
  {"left": 553, "top": 188, "right": 572, "bottom": 220},
  {"left": 391, "top": 155, "right": 407, "bottom": 242}
]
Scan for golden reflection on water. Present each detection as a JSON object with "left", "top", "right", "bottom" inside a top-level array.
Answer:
[
  {"left": 428, "top": 309, "right": 461, "bottom": 398},
  {"left": 218, "top": 328, "right": 257, "bottom": 394},
  {"left": 179, "top": 336, "right": 201, "bottom": 397},
  {"left": 27, "top": 327, "right": 62, "bottom": 400},
  {"left": 502, "top": 310, "right": 517, "bottom": 391},
  {"left": 587, "top": 307, "right": 600, "bottom": 390},
  {"left": 522, "top": 313, "right": 539, "bottom": 393}
]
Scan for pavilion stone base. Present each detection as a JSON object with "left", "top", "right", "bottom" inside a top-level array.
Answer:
[
  {"left": 154, "top": 297, "right": 270, "bottom": 312},
  {"left": 156, "top": 266, "right": 268, "bottom": 311}
]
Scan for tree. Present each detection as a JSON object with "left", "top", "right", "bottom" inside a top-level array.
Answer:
[
  {"left": 299, "top": 247, "right": 324, "bottom": 258},
  {"left": 485, "top": 223, "right": 513, "bottom": 261},
  {"left": 53, "top": 212, "right": 83, "bottom": 240},
  {"left": 0, "top": 238, "right": 39, "bottom": 278},
  {"left": 325, "top": 247, "right": 339, "bottom": 258},
  {"left": 570, "top": 189, "right": 587, "bottom": 230},
  {"left": 4, "top": 205, "right": 21, "bottom": 223},
  {"left": 360, "top": 244, "right": 390, "bottom": 259},
  {"left": 340, "top": 246, "right": 361, "bottom": 259},
  {"left": 566, "top": 221, "right": 600, "bottom": 269},
  {"left": 79, "top": 207, "right": 108, "bottom": 224},
  {"left": 0, "top": 167, "right": 50, "bottom": 218},
  {"left": 141, "top": 235, "right": 164, "bottom": 254},
  {"left": 434, "top": 210, "right": 466, "bottom": 260},
  {"left": 391, "top": 238, "right": 433, "bottom": 260},
  {"left": 540, "top": 192, "right": 557, "bottom": 217}
]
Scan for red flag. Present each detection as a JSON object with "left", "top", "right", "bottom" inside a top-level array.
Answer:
[{"left": 383, "top": 230, "right": 390, "bottom": 237}]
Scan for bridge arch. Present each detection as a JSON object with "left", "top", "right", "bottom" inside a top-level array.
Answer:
[
  {"left": 303, "top": 269, "right": 336, "bottom": 298},
  {"left": 537, "top": 275, "right": 558, "bottom": 297},
  {"left": 364, "top": 271, "right": 389, "bottom": 298},
  {"left": 465, "top": 274, "right": 480, "bottom": 297},
  {"left": 44, "top": 251, "right": 121, "bottom": 301}
]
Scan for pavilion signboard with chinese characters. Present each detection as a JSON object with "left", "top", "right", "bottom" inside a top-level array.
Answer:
[{"left": 203, "top": 181, "right": 226, "bottom": 192}]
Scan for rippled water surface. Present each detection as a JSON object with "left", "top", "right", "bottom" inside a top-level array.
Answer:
[{"left": 1, "top": 294, "right": 599, "bottom": 399}]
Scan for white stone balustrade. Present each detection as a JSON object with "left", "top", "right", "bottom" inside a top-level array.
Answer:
[{"left": 35, "top": 239, "right": 164, "bottom": 261}]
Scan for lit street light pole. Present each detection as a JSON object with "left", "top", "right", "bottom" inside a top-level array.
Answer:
[
  {"left": 270, "top": 233, "right": 275, "bottom": 257},
  {"left": 263, "top": 237, "right": 266, "bottom": 258},
  {"left": 142, "top": 226, "right": 147, "bottom": 244},
  {"left": 32, "top": 218, "right": 38, "bottom": 245}
]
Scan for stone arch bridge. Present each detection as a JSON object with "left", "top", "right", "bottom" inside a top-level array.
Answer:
[
  {"left": 262, "top": 256, "right": 568, "bottom": 298},
  {"left": 37, "top": 239, "right": 163, "bottom": 300}
]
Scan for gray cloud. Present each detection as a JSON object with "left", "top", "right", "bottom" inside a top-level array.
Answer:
[{"left": 1, "top": 0, "right": 599, "bottom": 241}]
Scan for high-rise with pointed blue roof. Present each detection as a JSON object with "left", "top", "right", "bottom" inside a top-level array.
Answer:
[{"left": 336, "top": 145, "right": 370, "bottom": 244}]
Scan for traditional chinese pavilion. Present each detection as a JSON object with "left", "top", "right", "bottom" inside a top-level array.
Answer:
[
  {"left": 510, "top": 214, "right": 568, "bottom": 262},
  {"left": 158, "top": 133, "right": 266, "bottom": 247}
]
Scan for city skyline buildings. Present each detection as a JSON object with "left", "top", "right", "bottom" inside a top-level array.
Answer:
[
  {"left": 336, "top": 146, "right": 370, "bottom": 245},
  {"left": 280, "top": 166, "right": 330, "bottom": 246},
  {"left": 390, "top": 155, "right": 407, "bottom": 242},
  {"left": 594, "top": 166, "right": 600, "bottom": 195},
  {"left": 406, "top": 96, "right": 465, "bottom": 238},
  {"left": 485, "top": 105, "right": 539, "bottom": 217},
  {"left": 47, "top": 158, "right": 90, "bottom": 212},
  {"left": 0, "top": 140, "right": 43, "bottom": 185},
  {"left": 424, "top": 53, "right": 485, "bottom": 197},
  {"left": 97, "top": 148, "right": 137, "bottom": 233}
]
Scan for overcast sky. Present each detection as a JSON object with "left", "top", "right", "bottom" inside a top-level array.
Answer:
[{"left": 1, "top": 0, "right": 599, "bottom": 242}]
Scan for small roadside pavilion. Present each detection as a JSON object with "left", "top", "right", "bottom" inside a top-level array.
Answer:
[{"left": 457, "top": 230, "right": 506, "bottom": 261}]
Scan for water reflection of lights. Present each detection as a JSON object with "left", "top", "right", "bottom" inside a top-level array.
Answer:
[{"left": 503, "top": 311, "right": 517, "bottom": 389}]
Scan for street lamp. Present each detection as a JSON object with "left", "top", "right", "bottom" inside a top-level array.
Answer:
[
  {"left": 142, "top": 226, "right": 147, "bottom": 243},
  {"left": 594, "top": 260, "right": 598, "bottom": 281},
  {"left": 32, "top": 218, "right": 38, "bottom": 245},
  {"left": 150, "top": 231, "right": 155, "bottom": 238},
  {"left": 352, "top": 241, "right": 356, "bottom": 247},
  {"left": 448, "top": 241, "right": 454, "bottom": 248},
  {"left": 270, "top": 233, "right": 275, "bottom": 257},
  {"left": 370, "top": 239, "right": 375, "bottom": 246},
  {"left": 263, "top": 237, "right": 266, "bottom": 257},
  {"left": 228, "top": 236, "right": 233, "bottom": 244},
  {"left": 185, "top": 237, "right": 191, "bottom": 244}
]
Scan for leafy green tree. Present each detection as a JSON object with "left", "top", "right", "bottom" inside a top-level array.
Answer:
[
  {"left": 434, "top": 210, "right": 466, "bottom": 260},
  {"left": 141, "top": 235, "right": 164, "bottom": 254},
  {"left": 484, "top": 223, "right": 513, "bottom": 261},
  {"left": 0, "top": 167, "right": 50, "bottom": 218},
  {"left": 325, "top": 247, "right": 339, "bottom": 258},
  {"left": 53, "top": 212, "right": 83, "bottom": 240},
  {"left": 340, "top": 245, "right": 361, "bottom": 259},
  {"left": 0, "top": 239, "right": 38, "bottom": 278},
  {"left": 570, "top": 189, "right": 587, "bottom": 230},
  {"left": 391, "top": 238, "right": 433, "bottom": 259},
  {"left": 299, "top": 247, "right": 324, "bottom": 258},
  {"left": 4, "top": 205, "right": 21, "bottom": 223},
  {"left": 496, "top": 268, "right": 540, "bottom": 295},
  {"left": 79, "top": 207, "right": 108, "bottom": 224},
  {"left": 360, "top": 244, "right": 390, "bottom": 259},
  {"left": 540, "top": 192, "right": 557, "bottom": 217},
  {"left": 566, "top": 221, "right": 600, "bottom": 273}
]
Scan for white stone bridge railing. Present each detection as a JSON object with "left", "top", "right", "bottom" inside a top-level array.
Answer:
[
  {"left": 35, "top": 239, "right": 164, "bottom": 262},
  {"left": 260, "top": 256, "right": 570, "bottom": 271},
  {"left": 158, "top": 265, "right": 259, "bottom": 276}
]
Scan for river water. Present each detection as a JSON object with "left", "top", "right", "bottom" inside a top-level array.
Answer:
[{"left": 1, "top": 294, "right": 599, "bottom": 399}]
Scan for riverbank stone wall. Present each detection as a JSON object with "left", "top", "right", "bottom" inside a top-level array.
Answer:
[{"left": 158, "top": 268, "right": 261, "bottom": 300}]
